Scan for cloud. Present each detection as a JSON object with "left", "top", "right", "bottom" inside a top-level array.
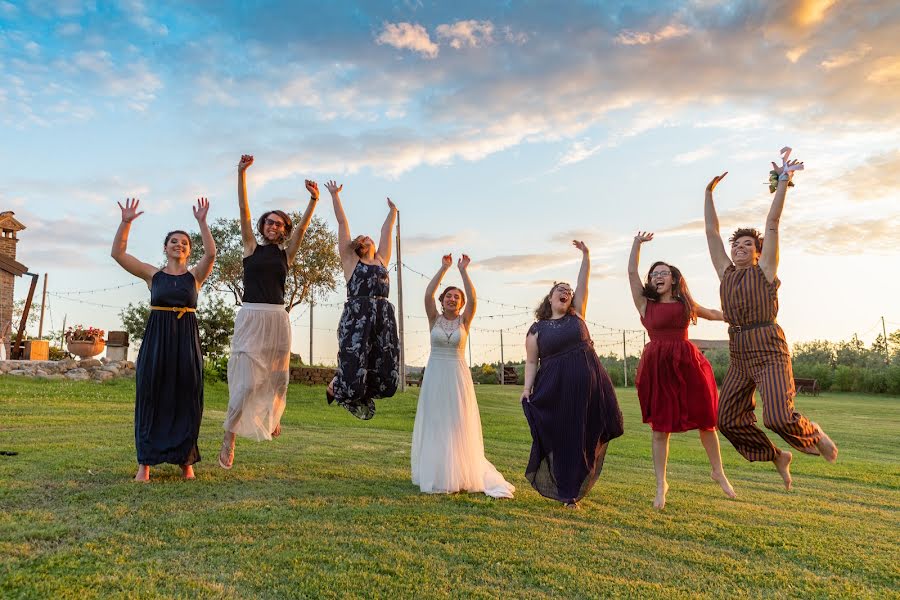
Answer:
[
  {"left": 791, "top": 216, "right": 900, "bottom": 255},
  {"left": 616, "top": 23, "right": 690, "bottom": 46},
  {"left": 790, "top": 0, "right": 838, "bottom": 27},
  {"left": 56, "top": 22, "right": 82, "bottom": 36},
  {"left": 403, "top": 233, "right": 469, "bottom": 255},
  {"left": 821, "top": 44, "right": 872, "bottom": 70},
  {"left": 478, "top": 252, "right": 574, "bottom": 272},
  {"left": 436, "top": 20, "right": 495, "bottom": 49},
  {"left": 827, "top": 150, "right": 900, "bottom": 200},
  {"left": 375, "top": 22, "right": 438, "bottom": 58},
  {"left": 673, "top": 146, "right": 715, "bottom": 165},
  {"left": 867, "top": 56, "right": 900, "bottom": 84},
  {"left": 120, "top": 0, "right": 168, "bottom": 36}
]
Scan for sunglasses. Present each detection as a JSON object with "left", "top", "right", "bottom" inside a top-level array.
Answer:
[{"left": 264, "top": 218, "right": 286, "bottom": 229}]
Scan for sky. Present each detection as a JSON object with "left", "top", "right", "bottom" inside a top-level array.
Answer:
[{"left": 2, "top": 0, "right": 899, "bottom": 366}]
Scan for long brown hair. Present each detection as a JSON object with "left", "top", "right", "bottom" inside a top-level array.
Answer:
[
  {"left": 534, "top": 282, "right": 576, "bottom": 321},
  {"left": 642, "top": 261, "right": 697, "bottom": 325},
  {"left": 257, "top": 210, "right": 293, "bottom": 245}
]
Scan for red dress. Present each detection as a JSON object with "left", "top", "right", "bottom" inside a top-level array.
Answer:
[{"left": 636, "top": 300, "right": 718, "bottom": 433}]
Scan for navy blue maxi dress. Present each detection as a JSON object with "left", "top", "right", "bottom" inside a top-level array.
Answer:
[
  {"left": 523, "top": 314, "right": 623, "bottom": 503},
  {"left": 134, "top": 271, "right": 203, "bottom": 466}
]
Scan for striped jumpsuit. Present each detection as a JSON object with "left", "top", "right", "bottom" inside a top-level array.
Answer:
[{"left": 717, "top": 264, "right": 820, "bottom": 462}]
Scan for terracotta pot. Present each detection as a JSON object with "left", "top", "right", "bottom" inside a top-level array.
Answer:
[{"left": 66, "top": 339, "right": 106, "bottom": 359}]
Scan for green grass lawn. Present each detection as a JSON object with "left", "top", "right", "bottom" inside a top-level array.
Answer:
[{"left": 1, "top": 378, "right": 898, "bottom": 599}]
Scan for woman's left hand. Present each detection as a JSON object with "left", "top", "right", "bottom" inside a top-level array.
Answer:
[
  {"left": 193, "top": 197, "right": 210, "bottom": 222},
  {"left": 387, "top": 197, "right": 397, "bottom": 211},
  {"left": 458, "top": 254, "right": 471, "bottom": 270},
  {"left": 772, "top": 158, "right": 803, "bottom": 176},
  {"left": 305, "top": 180, "right": 319, "bottom": 200},
  {"left": 572, "top": 240, "right": 589, "bottom": 254}
]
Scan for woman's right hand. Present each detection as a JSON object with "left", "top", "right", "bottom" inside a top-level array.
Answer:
[
  {"left": 634, "top": 231, "right": 654, "bottom": 243},
  {"left": 117, "top": 198, "right": 144, "bottom": 223},
  {"left": 325, "top": 180, "right": 343, "bottom": 196},
  {"left": 441, "top": 253, "right": 452, "bottom": 267},
  {"left": 521, "top": 389, "right": 531, "bottom": 402},
  {"left": 706, "top": 171, "right": 727, "bottom": 193},
  {"left": 238, "top": 154, "right": 254, "bottom": 172}
]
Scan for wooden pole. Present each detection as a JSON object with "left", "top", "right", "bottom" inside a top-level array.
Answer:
[
  {"left": 309, "top": 298, "right": 314, "bottom": 366},
  {"left": 60, "top": 314, "right": 67, "bottom": 353},
  {"left": 38, "top": 273, "right": 48, "bottom": 338},
  {"left": 468, "top": 333, "right": 472, "bottom": 367},
  {"left": 499, "top": 329, "right": 505, "bottom": 385},
  {"left": 395, "top": 210, "right": 406, "bottom": 391},
  {"left": 12, "top": 273, "right": 39, "bottom": 359},
  {"left": 622, "top": 330, "right": 628, "bottom": 387},
  {"left": 883, "top": 316, "right": 890, "bottom": 364}
]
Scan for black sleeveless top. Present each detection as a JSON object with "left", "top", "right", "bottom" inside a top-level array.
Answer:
[{"left": 242, "top": 243, "right": 288, "bottom": 304}]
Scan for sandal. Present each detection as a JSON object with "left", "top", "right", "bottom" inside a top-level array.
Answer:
[{"left": 218, "top": 439, "right": 234, "bottom": 470}]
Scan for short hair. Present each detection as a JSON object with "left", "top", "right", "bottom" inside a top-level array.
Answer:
[
  {"left": 729, "top": 228, "right": 763, "bottom": 252},
  {"left": 257, "top": 210, "right": 293, "bottom": 244}
]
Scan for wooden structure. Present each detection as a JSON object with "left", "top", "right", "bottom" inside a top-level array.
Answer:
[
  {"left": 499, "top": 366, "right": 518, "bottom": 385},
  {"left": 794, "top": 378, "right": 820, "bottom": 396},
  {"left": 691, "top": 339, "right": 730, "bottom": 353}
]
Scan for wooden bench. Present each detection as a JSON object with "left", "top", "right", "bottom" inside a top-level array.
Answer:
[
  {"left": 406, "top": 368, "right": 424, "bottom": 387},
  {"left": 794, "top": 378, "right": 820, "bottom": 396},
  {"left": 498, "top": 366, "right": 519, "bottom": 385}
]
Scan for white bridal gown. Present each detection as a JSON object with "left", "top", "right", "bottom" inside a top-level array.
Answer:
[{"left": 411, "top": 316, "right": 515, "bottom": 498}]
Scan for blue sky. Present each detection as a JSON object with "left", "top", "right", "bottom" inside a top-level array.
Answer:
[{"left": 3, "top": 0, "right": 899, "bottom": 364}]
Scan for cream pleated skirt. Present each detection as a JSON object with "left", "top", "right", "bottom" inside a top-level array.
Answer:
[{"left": 223, "top": 303, "right": 291, "bottom": 441}]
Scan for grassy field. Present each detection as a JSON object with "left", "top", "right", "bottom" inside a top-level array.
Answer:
[{"left": 1, "top": 377, "right": 898, "bottom": 599}]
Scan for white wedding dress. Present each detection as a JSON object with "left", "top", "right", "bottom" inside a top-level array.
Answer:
[{"left": 411, "top": 316, "right": 515, "bottom": 498}]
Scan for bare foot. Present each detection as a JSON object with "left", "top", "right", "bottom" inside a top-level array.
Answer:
[
  {"left": 711, "top": 470, "right": 737, "bottom": 499},
  {"left": 564, "top": 501, "right": 580, "bottom": 510},
  {"left": 812, "top": 423, "right": 838, "bottom": 463},
  {"left": 774, "top": 451, "right": 793, "bottom": 490},
  {"left": 134, "top": 465, "right": 150, "bottom": 483},
  {"left": 653, "top": 482, "right": 669, "bottom": 510},
  {"left": 218, "top": 436, "right": 235, "bottom": 470},
  {"left": 326, "top": 378, "right": 337, "bottom": 404},
  {"left": 180, "top": 464, "right": 195, "bottom": 480},
  {"left": 271, "top": 423, "right": 282, "bottom": 438}
]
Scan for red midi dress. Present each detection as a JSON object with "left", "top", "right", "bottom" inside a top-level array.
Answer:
[{"left": 636, "top": 300, "right": 718, "bottom": 433}]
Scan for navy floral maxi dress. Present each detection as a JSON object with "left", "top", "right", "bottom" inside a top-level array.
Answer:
[
  {"left": 523, "top": 314, "right": 624, "bottom": 503},
  {"left": 331, "top": 261, "right": 400, "bottom": 420},
  {"left": 134, "top": 271, "right": 203, "bottom": 465}
]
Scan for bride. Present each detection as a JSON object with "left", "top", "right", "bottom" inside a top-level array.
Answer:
[{"left": 411, "top": 254, "right": 515, "bottom": 498}]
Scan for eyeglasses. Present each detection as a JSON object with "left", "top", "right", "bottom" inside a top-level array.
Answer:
[
  {"left": 554, "top": 286, "right": 573, "bottom": 294},
  {"left": 650, "top": 271, "right": 672, "bottom": 279},
  {"left": 264, "top": 218, "right": 285, "bottom": 229}
]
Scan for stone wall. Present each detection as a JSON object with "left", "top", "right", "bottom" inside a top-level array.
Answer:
[
  {"left": 290, "top": 366, "right": 335, "bottom": 385},
  {"left": 0, "top": 358, "right": 136, "bottom": 381}
]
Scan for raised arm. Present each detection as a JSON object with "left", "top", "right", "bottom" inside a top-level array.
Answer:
[
  {"left": 694, "top": 303, "right": 724, "bottom": 321},
  {"left": 285, "top": 180, "right": 320, "bottom": 265},
  {"left": 425, "top": 254, "right": 451, "bottom": 327},
  {"left": 189, "top": 198, "right": 217, "bottom": 287},
  {"left": 759, "top": 155, "right": 802, "bottom": 283},
  {"left": 376, "top": 197, "right": 398, "bottom": 266},
  {"left": 628, "top": 232, "right": 653, "bottom": 317},
  {"left": 237, "top": 155, "right": 257, "bottom": 258},
  {"left": 704, "top": 172, "right": 732, "bottom": 280},
  {"left": 111, "top": 199, "right": 158, "bottom": 285},
  {"left": 521, "top": 332, "right": 539, "bottom": 402},
  {"left": 571, "top": 240, "right": 590, "bottom": 318},
  {"left": 458, "top": 254, "right": 477, "bottom": 330}
]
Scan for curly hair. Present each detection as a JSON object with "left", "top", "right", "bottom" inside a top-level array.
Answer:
[
  {"left": 257, "top": 210, "right": 293, "bottom": 245},
  {"left": 729, "top": 227, "right": 763, "bottom": 253},
  {"left": 642, "top": 261, "right": 698, "bottom": 325},
  {"left": 534, "top": 282, "right": 576, "bottom": 321}
]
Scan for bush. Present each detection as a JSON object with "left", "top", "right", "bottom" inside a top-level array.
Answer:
[
  {"left": 204, "top": 355, "right": 229, "bottom": 383},
  {"left": 792, "top": 362, "right": 834, "bottom": 391}
]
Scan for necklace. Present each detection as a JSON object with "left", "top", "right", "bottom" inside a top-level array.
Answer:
[{"left": 438, "top": 315, "right": 460, "bottom": 343}]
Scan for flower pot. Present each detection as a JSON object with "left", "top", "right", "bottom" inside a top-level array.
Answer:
[{"left": 67, "top": 339, "right": 106, "bottom": 359}]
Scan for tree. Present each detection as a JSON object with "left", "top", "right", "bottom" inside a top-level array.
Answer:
[
  {"left": 189, "top": 214, "right": 341, "bottom": 310},
  {"left": 118, "top": 295, "right": 236, "bottom": 359},
  {"left": 10, "top": 299, "right": 40, "bottom": 336}
]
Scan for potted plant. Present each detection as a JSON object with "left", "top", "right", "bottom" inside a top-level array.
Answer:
[{"left": 65, "top": 325, "right": 106, "bottom": 359}]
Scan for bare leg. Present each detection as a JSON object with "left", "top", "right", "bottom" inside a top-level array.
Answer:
[
  {"left": 699, "top": 429, "right": 736, "bottom": 499},
  {"left": 652, "top": 431, "right": 670, "bottom": 510},
  {"left": 812, "top": 423, "right": 838, "bottom": 463},
  {"left": 180, "top": 464, "right": 195, "bottom": 480},
  {"left": 773, "top": 450, "right": 793, "bottom": 490},
  {"left": 218, "top": 431, "right": 236, "bottom": 469},
  {"left": 134, "top": 464, "right": 150, "bottom": 482},
  {"left": 326, "top": 377, "right": 337, "bottom": 403}
]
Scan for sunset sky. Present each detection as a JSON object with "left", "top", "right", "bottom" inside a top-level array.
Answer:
[{"left": 3, "top": 0, "right": 899, "bottom": 365}]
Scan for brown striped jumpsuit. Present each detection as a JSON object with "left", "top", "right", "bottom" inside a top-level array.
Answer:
[{"left": 718, "top": 264, "right": 820, "bottom": 462}]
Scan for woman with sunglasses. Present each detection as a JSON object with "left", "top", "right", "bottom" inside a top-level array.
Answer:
[
  {"left": 324, "top": 180, "right": 400, "bottom": 420},
  {"left": 628, "top": 232, "right": 735, "bottom": 509},
  {"left": 521, "top": 241, "right": 624, "bottom": 508},
  {"left": 219, "top": 154, "right": 319, "bottom": 469}
]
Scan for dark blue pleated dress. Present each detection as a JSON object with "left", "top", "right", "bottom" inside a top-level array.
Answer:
[
  {"left": 134, "top": 271, "right": 203, "bottom": 466},
  {"left": 523, "top": 314, "right": 623, "bottom": 503}
]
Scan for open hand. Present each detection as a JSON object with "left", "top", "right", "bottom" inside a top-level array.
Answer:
[
  {"left": 305, "top": 179, "right": 319, "bottom": 199},
  {"left": 441, "top": 253, "right": 452, "bottom": 267},
  {"left": 706, "top": 171, "right": 728, "bottom": 193},
  {"left": 572, "top": 240, "right": 589, "bottom": 254},
  {"left": 387, "top": 197, "right": 397, "bottom": 211},
  {"left": 458, "top": 254, "right": 471, "bottom": 270},
  {"left": 772, "top": 158, "right": 803, "bottom": 176},
  {"left": 193, "top": 197, "right": 210, "bottom": 222},
  {"left": 238, "top": 155, "right": 254, "bottom": 172},
  {"left": 117, "top": 198, "right": 144, "bottom": 223},
  {"left": 634, "top": 231, "right": 654, "bottom": 243},
  {"left": 325, "top": 180, "right": 342, "bottom": 195}
]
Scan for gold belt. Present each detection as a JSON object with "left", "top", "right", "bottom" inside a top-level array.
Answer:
[{"left": 150, "top": 306, "right": 196, "bottom": 319}]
